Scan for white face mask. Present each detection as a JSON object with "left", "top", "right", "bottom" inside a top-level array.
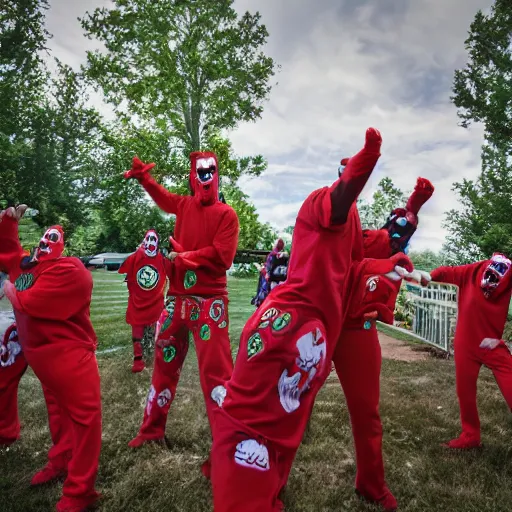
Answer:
[{"left": 143, "top": 231, "right": 159, "bottom": 257}]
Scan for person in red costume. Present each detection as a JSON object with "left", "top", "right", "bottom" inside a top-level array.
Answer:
[
  {"left": 0, "top": 322, "right": 28, "bottom": 446},
  {"left": 118, "top": 229, "right": 168, "bottom": 373},
  {"left": 209, "top": 127, "right": 414, "bottom": 512},
  {"left": 252, "top": 239, "right": 287, "bottom": 307},
  {"left": 0, "top": 205, "right": 102, "bottom": 512},
  {"left": 124, "top": 153, "right": 239, "bottom": 464},
  {"left": 424, "top": 253, "right": 512, "bottom": 449},
  {"left": 332, "top": 177, "right": 434, "bottom": 511}
]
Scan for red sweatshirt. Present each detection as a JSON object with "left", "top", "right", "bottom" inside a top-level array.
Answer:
[
  {"left": 431, "top": 262, "right": 512, "bottom": 348},
  {"left": 0, "top": 216, "right": 97, "bottom": 353},
  {"left": 118, "top": 248, "right": 169, "bottom": 325},
  {"left": 137, "top": 175, "right": 239, "bottom": 297}
]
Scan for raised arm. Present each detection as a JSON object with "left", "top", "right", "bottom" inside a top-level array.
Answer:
[
  {"left": 329, "top": 128, "right": 382, "bottom": 225},
  {"left": 430, "top": 263, "right": 479, "bottom": 288},
  {"left": 0, "top": 205, "right": 29, "bottom": 274},
  {"left": 124, "top": 156, "right": 185, "bottom": 215}
]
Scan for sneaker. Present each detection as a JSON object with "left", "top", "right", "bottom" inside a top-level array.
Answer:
[
  {"left": 356, "top": 487, "right": 398, "bottom": 512},
  {"left": 31, "top": 462, "right": 67, "bottom": 486},
  {"left": 131, "top": 359, "right": 145, "bottom": 373}
]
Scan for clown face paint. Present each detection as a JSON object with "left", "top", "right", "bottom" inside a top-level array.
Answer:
[
  {"left": 278, "top": 327, "right": 326, "bottom": 413},
  {"left": 481, "top": 253, "right": 512, "bottom": 298},
  {"left": 34, "top": 226, "right": 64, "bottom": 262},
  {"left": 189, "top": 151, "right": 219, "bottom": 205},
  {"left": 143, "top": 230, "right": 159, "bottom": 257},
  {"left": 0, "top": 325, "right": 21, "bottom": 368}
]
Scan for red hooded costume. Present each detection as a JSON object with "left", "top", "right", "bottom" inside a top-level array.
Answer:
[
  {"left": 124, "top": 152, "right": 239, "bottom": 463},
  {"left": 0, "top": 209, "right": 101, "bottom": 512},
  {"left": 209, "top": 128, "right": 414, "bottom": 512},
  {"left": 118, "top": 229, "right": 169, "bottom": 373},
  {"left": 430, "top": 254, "right": 512, "bottom": 448},
  {"left": 332, "top": 177, "right": 434, "bottom": 511},
  {"left": 0, "top": 322, "right": 28, "bottom": 446}
]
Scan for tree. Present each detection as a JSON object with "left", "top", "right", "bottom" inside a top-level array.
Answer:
[
  {"left": 442, "top": 144, "right": 512, "bottom": 263},
  {"left": 451, "top": 0, "right": 512, "bottom": 151},
  {"left": 409, "top": 250, "right": 446, "bottom": 271},
  {"left": 358, "top": 178, "right": 407, "bottom": 229},
  {"left": 81, "top": 0, "right": 277, "bottom": 153}
]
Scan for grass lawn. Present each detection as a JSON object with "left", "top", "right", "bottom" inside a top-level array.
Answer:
[{"left": 1, "top": 271, "right": 512, "bottom": 511}]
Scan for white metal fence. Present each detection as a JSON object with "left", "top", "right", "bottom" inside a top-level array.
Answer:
[{"left": 404, "top": 282, "right": 458, "bottom": 353}]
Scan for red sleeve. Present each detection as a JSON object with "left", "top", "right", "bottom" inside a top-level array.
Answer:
[
  {"left": 0, "top": 216, "right": 24, "bottom": 274},
  {"left": 118, "top": 252, "right": 136, "bottom": 276},
  {"left": 177, "top": 208, "right": 239, "bottom": 271},
  {"left": 430, "top": 263, "right": 478, "bottom": 287},
  {"left": 328, "top": 146, "right": 381, "bottom": 225},
  {"left": 139, "top": 173, "right": 186, "bottom": 215},
  {"left": 15, "top": 261, "right": 93, "bottom": 320}
]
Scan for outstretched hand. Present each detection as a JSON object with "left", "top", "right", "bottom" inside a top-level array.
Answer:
[
  {"left": 390, "top": 252, "right": 413, "bottom": 273},
  {"left": 364, "top": 127, "right": 382, "bottom": 153},
  {"left": 123, "top": 156, "right": 156, "bottom": 180},
  {"left": 0, "top": 204, "right": 28, "bottom": 224}
]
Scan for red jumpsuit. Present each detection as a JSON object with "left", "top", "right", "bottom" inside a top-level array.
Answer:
[
  {"left": 124, "top": 154, "right": 239, "bottom": 455},
  {"left": 210, "top": 128, "right": 413, "bottom": 511},
  {"left": 431, "top": 256, "right": 512, "bottom": 448},
  {"left": 0, "top": 322, "right": 28, "bottom": 446},
  {"left": 332, "top": 178, "right": 434, "bottom": 511},
  {"left": 0, "top": 213, "right": 101, "bottom": 512},
  {"left": 118, "top": 231, "right": 168, "bottom": 373}
]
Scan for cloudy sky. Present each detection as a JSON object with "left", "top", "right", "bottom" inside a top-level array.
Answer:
[{"left": 45, "top": 0, "right": 491, "bottom": 252}]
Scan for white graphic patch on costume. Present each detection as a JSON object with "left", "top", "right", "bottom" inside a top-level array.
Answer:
[
  {"left": 209, "top": 299, "right": 225, "bottom": 323},
  {"left": 157, "top": 389, "right": 172, "bottom": 407},
  {"left": 146, "top": 385, "right": 156, "bottom": 416},
  {"left": 366, "top": 276, "right": 379, "bottom": 292},
  {"left": 137, "top": 265, "right": 160, "bottom": 291},
  {"left": 211, "top": 385, "right": 227, "bottom": 407},
  {"left": 278, "top": 327, "right": 326, "bottom": 413},
  {"left": 0, "top": 329, "right": 22, "bottom": 368},
  {"left": 234, "top": 439, "right": 270, "bottom": 471}
]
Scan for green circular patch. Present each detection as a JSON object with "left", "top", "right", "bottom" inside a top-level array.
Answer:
[
  {"left": 190, "top": 305, "right": 200, "bottom": 321},
  {"left": 14, "top": 273, "right": 34, "bottom": 291},
  {"left": 184, "top": 270, "right": 197, "bottom": 289},
  {"left": 163, "top": 345, "right": 177, "bottom": 363},
  {"left": 247, "top": 332, "right": 264, "bottom": 359},
  {"left": 136, "top": 265, "right": 159, "bottom": 290},
  {"left": 258, "top": 320, "right": 270, "bottom": 330},
  {"left": 363, "top": 320, "right": 372, "bottom": 330},
  {"left": 200, "top": 324, "right": 211, "bottom": 341},
  {"left": 272, "top": 312, "right": 292, "bottom": 332}
]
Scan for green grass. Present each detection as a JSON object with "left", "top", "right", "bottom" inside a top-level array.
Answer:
[{"left": 1, "top": 273, "right": 512, "bottom": 511}]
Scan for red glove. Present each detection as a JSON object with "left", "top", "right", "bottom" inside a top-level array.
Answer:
[
  {"left": 169, "top": 236, "right": 185, "bottom": 253},
  {"left": 364, "top": 127, "right": 382, "bottom": 154},
  {"left": 390, "top": 252, "right": 414, "bottom": 273},
  {"left": 123, "top": 156, "right": 156, "bottom": 180},
  {"left": 406, "top": 177, "right": 434, "bottom": 215},
  {"left": 173, "top": 254, "right": 200, "bottom": 270}
]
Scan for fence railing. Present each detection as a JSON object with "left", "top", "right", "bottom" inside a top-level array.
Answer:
[{"left": 404, "top": 282, "right": 458, "bottom": 353}]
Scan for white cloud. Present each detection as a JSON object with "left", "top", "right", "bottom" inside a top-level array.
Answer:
[{"left": 44, "top": 0, "right": 493, "bottom": 252}]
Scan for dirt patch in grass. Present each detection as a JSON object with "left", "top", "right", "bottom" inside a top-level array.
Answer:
[{"left": 378, "top": 332, "right": 429, "bottom": 362}]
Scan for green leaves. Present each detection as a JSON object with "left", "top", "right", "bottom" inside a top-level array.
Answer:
[{"left": 80, "top": 0, "right": 277, "bottom": 153}]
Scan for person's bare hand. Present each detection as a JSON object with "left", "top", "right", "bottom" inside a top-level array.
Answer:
[{"left": 167, "top": 251, "right": 179, "bottom": 261}]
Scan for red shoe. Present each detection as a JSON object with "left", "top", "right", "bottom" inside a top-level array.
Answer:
[
  {"left": 128, "top": 435, "right": 165, "bottom": 448},
  {"left": 442, "top": 434, "right": 481, "bottom": 450},
  {"left": 55, "top": 492, "right": 101, "bottom": 512},
  {"left": 201, "top": 458, "right": 211, "bottom": 479},
  {"left": 356, "top": 488, "right": 398, "bottom": 512},
  {"left": 131, "top": 359, "right": 145, "bottom": 373},
  {"left": 31, "top": 462, "right": 67, "bottom": 486}
]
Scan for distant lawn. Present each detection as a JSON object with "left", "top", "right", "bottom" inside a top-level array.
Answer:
[{"left": 1, "top": 272, "right": 512, "bottom": 511}]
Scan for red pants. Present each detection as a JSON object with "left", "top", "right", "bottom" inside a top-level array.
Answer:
[
  {"left": 455, "top": 340, "right": 512, "bottom": 440},
  {"left": 0, "top": 351, "right": 28, "bottom": 445},
  {"left": 135, "top": 295, "right": 233, "bottom": 440},
  {"left": 211, "top": 412, "right": 290, "bottom": 512},
  {"left": 333, "top": 327, "right": 386, "bottom": 501},
  {"left": 24, "top": 344, "right": 102, "bottom": 500}
]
